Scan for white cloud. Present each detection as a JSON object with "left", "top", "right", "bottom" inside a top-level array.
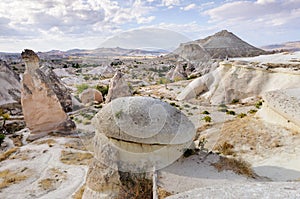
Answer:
[
  {"left": 256, "top": 0, "right": 276, "bottom": 5},
  {"left": 203, "top": 0, "right": 300, "bottom": 45},
  {"left": 161, "top": 0, "right": 181, "bottom": 7},
  {"left": 204, "top": 0, "right": 300, "bottom": 27},
  {"left": 0, "top": 0, "right": 154, "bottom": 37},
  {"left": 181, "top": 3, "right": 196, "bottom": 11}
]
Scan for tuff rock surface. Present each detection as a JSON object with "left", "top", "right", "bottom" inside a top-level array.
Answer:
[
  {"left": 105, "top": 70, "right": 132, "bottom": 103},
  {"left": 21, "top": 49, "right": 75, "bottom": 134}
]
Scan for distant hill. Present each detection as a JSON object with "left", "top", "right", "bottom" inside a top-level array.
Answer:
[
  {"left": 261, "top": 41, "right": 300, "bottom": 52},
  {"left": 170, "top": 30, "right": 266, "bottom": 61},
  {"left": 100, "top": 28, "right": 190, "bottom": 51}
]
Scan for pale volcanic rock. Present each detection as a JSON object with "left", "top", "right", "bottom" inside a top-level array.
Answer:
[
  {"left": 40, "top": 65, "right": 73, "bottom": 112},
  {"left": 105, "top": 70, "right": 132, "bottom": 103},
  {"left": 21, "top": 49, "right": 75, "bottom": 134},
  {"left": 84, "top": 96, "right": 195, "bottom": 197},
  {"left": 0, "top": 61, "right": 21, "bottom": 112},
  {"left": 177, "top": 60, "right": 300, "bottom": 104},
  {"left": 166, "top": 64, "right": 187, "bottom": 81},
  {"left": 79, "top": 88, "right": 103, "bottom": 105},
  {"left": 92, "top": 96, "right": 196, "bottom": 171},
  {"left": 172, "top": 30, "right": 266, "bottom": 61},
  {"left": 257, "top": 88, "right": 300, "bottom": 131}
]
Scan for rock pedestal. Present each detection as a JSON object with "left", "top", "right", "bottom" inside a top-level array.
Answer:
[
  {"left": 21, "top": 49, "right": 75, "bottom": 134},
  {"left": 84, "top": 96, "right": 196, "bottom": 198}
]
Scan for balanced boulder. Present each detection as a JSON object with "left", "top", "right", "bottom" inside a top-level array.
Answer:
[{"left": 83, "top": 96, "right": 195, "bottom": 198}]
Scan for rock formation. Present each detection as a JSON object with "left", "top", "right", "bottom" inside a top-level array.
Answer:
[
  {"left": 40, "top": 65, "right": 73, "bottom": 112},
  {"left": 177, "top": 59, "right": 300, "bottom": 105},
  {"left": 21, "top": 49, "right": 75, "bottom": 134},
  {"left": 166, "top": 64, "right": 187, "bottom": 81},
  {"left": 257, "top": 88, "right": 300, "bottom": 131},
  {"left": 0, "top": 60, "right": 21, "bottom": 114},
  {"left": 84, "top": 96, "right": 195, "bottom": 198},
  {"left": 172, "top": 30, "right": 266, "bottom": 61},
  {"left": 79, "top": 88, "right": 103, "bottom": 105},
  {"left": 87, "top": 65, "right": 115, "bottom": 78},
  {"left": 105, "top": 71, "right": 132, "bottom": 103}
]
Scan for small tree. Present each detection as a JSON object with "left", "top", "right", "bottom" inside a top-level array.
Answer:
[{"left": 203, "top": 116, "right": 212, "bottom": 123}]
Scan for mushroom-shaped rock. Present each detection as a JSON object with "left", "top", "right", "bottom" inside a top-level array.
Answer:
[
  {"left": 84, "top": 96, "right": 196, "bottom": 198},
  {"left": 92, "top": 96, "right": 196, "bottom": 171},
  {"left": 79, "top": 88, "right": 103, "bottom": 105}
]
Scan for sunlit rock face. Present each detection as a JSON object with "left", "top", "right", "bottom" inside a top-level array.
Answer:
[
  {"left": 83, "top": 96, "right": 196, "bottom": 198},
  {"left": 177, "top": 60, "right": 300, "bottom": 105},
  {"left": 79, "top": 88, "right": 103, "bottom": 105},
  {"left": 21, "top": 49, "right": 75, "bottom": 134},
  {"left": 105, "top": 70, "right": 132, "bottom": 103}
]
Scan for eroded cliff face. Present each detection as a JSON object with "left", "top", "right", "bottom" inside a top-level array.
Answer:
[
  {"left": 21, "top": 49, "right": 75, "bottom": 134},
  {"left": 177, "top": 60, "right": 300, "bottom": 105},
  {"left": 0, "top": 60, "right": 21, "bottom": 113}
]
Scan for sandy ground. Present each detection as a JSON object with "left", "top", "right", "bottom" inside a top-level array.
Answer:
[{"left": 0, "top": 136, "right": 89, "bottom": 199}]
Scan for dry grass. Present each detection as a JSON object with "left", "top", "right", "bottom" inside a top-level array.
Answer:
[
  {"left": 60, "top": 150, "right": 93, "bottom": 165},
  {"left": 214, "top": 142, "right": 235, "bottom": 156},
  {"left": 214, "top": 117, "right": 284, "bottom": 155},
  {"left": 0, "top": 147, "right": 19, "bottom": 162},
  {"left": 9, "top": 149, "right": 31, "bottom": 161},
  {"left": 72, "top": 183, "right": 86, "bottom": 199},
  {"left": 38, "top": 168, "right": 66, "bottom": 191},
  {"left": 211, "top": 156, "right": 258, "bottom": 179},
  {"left": 64, "top": 140, "right": 87, "bottom": 151},
  {"left": 9, "top": 134, "right": 23, "bottom": 147},
  {"left": 0, "top": 169, "right": 29, "bottom": 189},
  {"left": 158, "top": 186, "right": 172, "bottom": 199},
  {"left": 118, "top": 171, "right": 152, "bottom": 199},
  {"left": 39, "top": 178, "right": 57, "bottom": 190},
  {"left": 33, "top": 139, "right": 56, "bottom": 147}
]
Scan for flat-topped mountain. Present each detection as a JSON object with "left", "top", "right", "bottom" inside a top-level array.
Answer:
[
  {"left": 261, "top": 41, "right": 300, "bottom": 52},
  {"left": 171, "top": 30, "right": 266, "bottom": 61}
]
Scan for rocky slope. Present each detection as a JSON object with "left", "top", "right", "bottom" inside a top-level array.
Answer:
[
  {"left": 0, "top": 61, "right": 21, "bottom": 113},
  {"left": 170, "top": 30, "right": 266, "bottom": 61},
  {"left": 177, "top": 52, "right": 300, "bottom": 104},
  {"left": 257, "top": 88, "right": 300, "bottom": 131}
]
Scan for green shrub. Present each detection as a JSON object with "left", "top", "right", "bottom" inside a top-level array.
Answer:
[
  {"left": 237, "top": 113, "right": 247, "bottom": 118},
  {"left": 202, "top": 110, "right": 210, "bottom": 115},
  {"left": 203, "top": 116, "right": 212, "bottom": 123},
  {"left": 255, "top": 101, "right": 263, "bottom": 109},
  {"left": 94, "top": 85, "right": 109, "bottom": 96},
  {"left": 83, "top": 75, "right": 90, "bottom": 81},
  {"left": 248, "top": 109, "right": 257, "bottom": 114},
  {"left": 0, "top": 134, "right": 5, "bottom": 145},
  {"left": 226, "top": 110, "right": 236, "bottom": 115},
  {"left": 157, "top": 78, "right": 169, "bottom": 85},
  {"left": 231, "top": 99, "right": 239, "bottom": 104},
  {"left": 76, "top": 84, "right": 89, "bottom": 94}
]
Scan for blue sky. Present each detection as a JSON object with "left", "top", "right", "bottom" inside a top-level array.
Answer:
[{"left": 0, "top": 0, "right": 299, "bottom": 52}]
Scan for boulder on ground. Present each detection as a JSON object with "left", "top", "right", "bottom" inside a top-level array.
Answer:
[{"left": 79, "top": 88, "right": 103, "bottom": 105}]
